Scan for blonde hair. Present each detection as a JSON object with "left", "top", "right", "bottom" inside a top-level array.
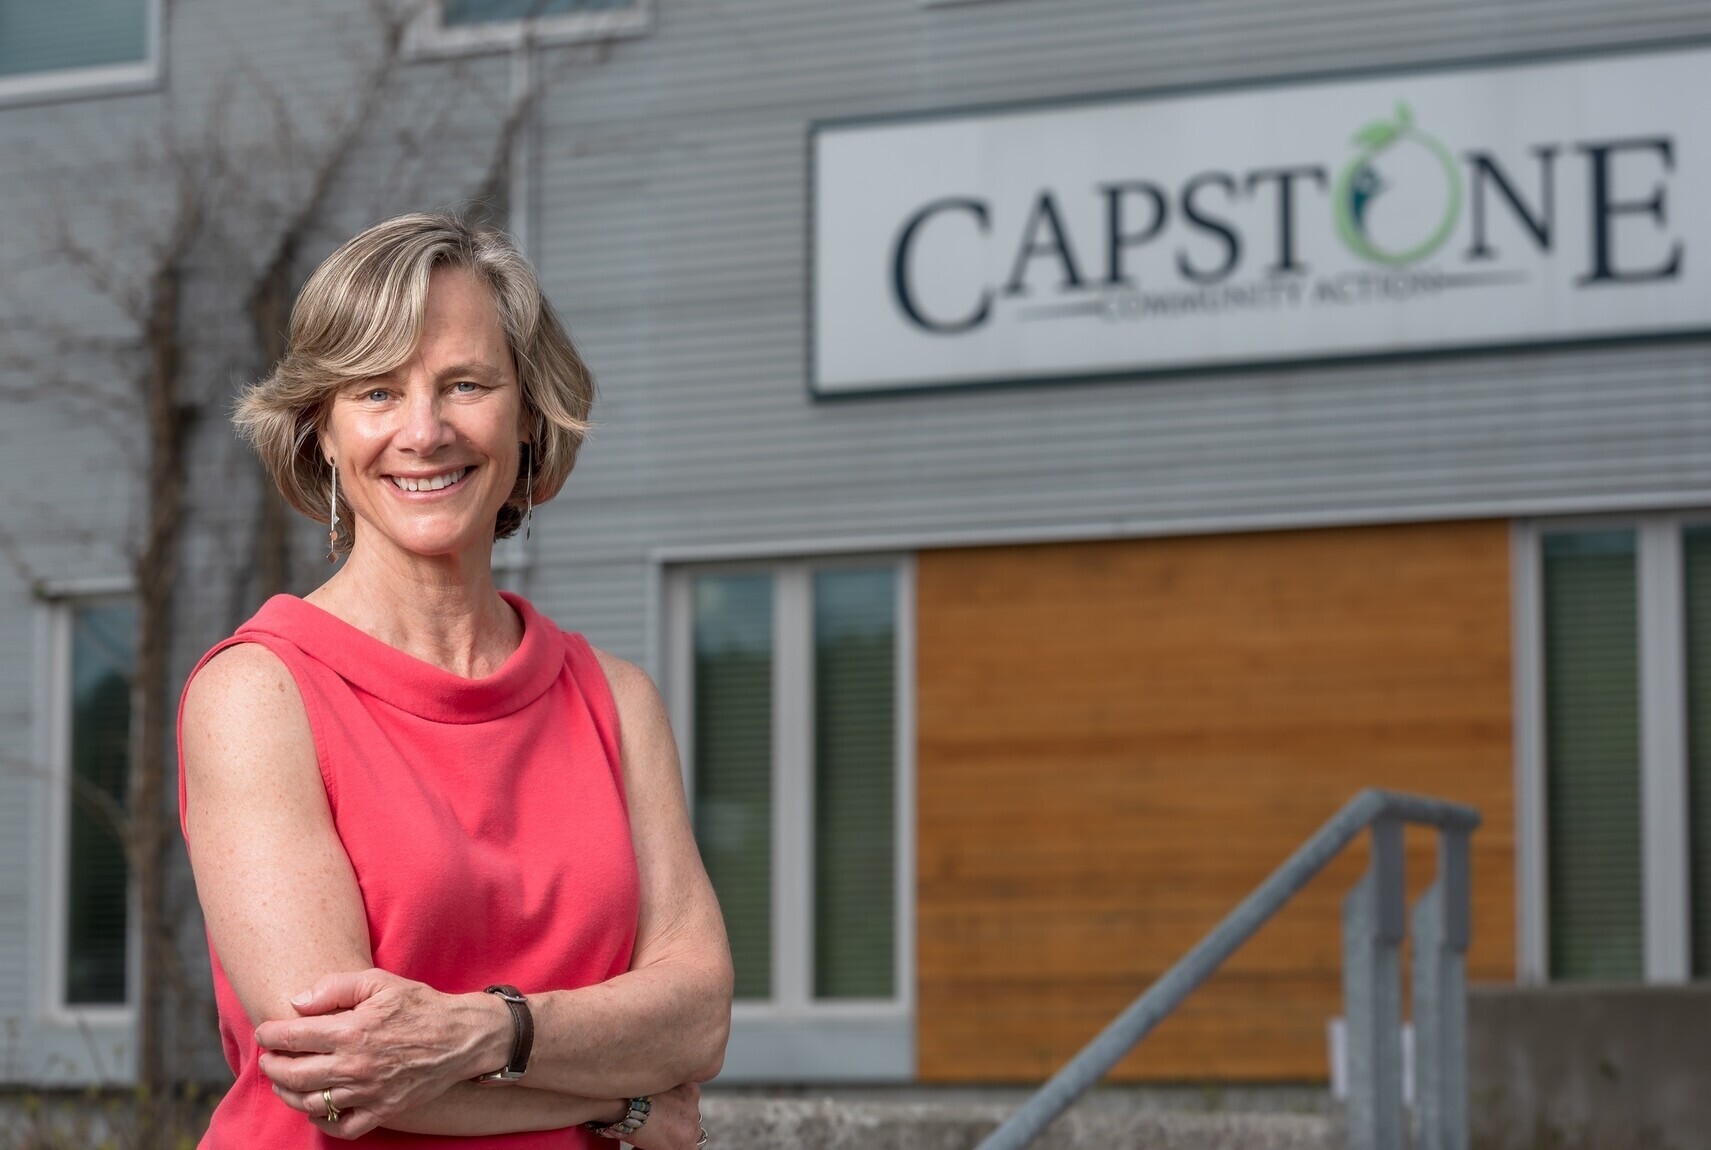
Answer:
[{"left": 234, "top": 211, "right": 593, "bottom": 553}]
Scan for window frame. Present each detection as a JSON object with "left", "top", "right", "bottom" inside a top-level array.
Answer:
[
  {"left": 1514, "top": 515, "right": 1695, "bottom": 985},
  {"left": 38, "top": 580, "right": 140, "bottom": 1025},
  {"left": 0, "top": 0, "right": 164, "bottom": 109},
  {"left": 664, "top": 554, "right": 916, "bottom": 1081},
  {"left": 404, "top": 0, "right": 653, "bottom": 59}
]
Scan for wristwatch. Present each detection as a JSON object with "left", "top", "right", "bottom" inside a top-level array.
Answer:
[{"left": 473, "top": 984, "right": 534, "bottom": 1084}]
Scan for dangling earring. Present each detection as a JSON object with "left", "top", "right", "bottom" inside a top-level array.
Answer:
[
  {"left": 524, "top": 442, "right": 534, "bottom": 541},
  {"left": 327, "top": 459, "right": 340, "bottom": 564}
]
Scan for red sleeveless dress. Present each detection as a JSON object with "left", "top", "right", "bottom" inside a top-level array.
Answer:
[{"left": 176, "top": 592, "right": 639, "bottom": 1148}]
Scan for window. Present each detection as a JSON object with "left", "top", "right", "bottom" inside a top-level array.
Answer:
[
  {"left": 667, "top": 558, "right": 914, "bottom": 1080},
  {"left": 1517, "top": 517, "right": 1703, "bottom": 983},
  {"left": 46, "top": 596, "right": 137, "bottom": 1012},
  {"left": 689, "top": 572, "right": 774, "bottom": 1002},
  {"left": 1683, "top": 527, "right": 1711, "bottom": 978},
  {"left": 407, "top": 0, "right": 651, "bottom": 57},
  {"left": 0, "top": 0, "right": 161, "bottom": 106},
  {"left": 1539, "top": 530, "right": 1643, "bottom": 979},
  {"left": 444, "top": 0, "right": 637, "bottom": 24}
]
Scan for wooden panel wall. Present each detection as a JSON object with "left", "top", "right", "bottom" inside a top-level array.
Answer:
[{"left": 915, "top": 521, "right": 1515, "bottom": 1082}]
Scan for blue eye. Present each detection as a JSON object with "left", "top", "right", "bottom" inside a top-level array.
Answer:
[
  {"left": 365, "top": 388, "right": 390, "bottom": 402},
  {"left": 453, "top": 381, "right": 483, "bottom": 393}
]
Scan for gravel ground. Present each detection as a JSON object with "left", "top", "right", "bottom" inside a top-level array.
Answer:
[{"left": 698, "top": 1095, "right": 1340, "bottom": 1150}]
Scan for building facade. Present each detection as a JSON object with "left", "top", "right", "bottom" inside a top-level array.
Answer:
[{"left": 1, "top": 0, "right": 1708, "bottom": 1089}]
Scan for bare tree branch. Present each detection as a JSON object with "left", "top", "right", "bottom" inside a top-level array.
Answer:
[
  {"left": 469, "top": 40, "right": 547, "bottom": 214},
  {"left": 381, "top": 58, "right": 486, "bottom": 203},
  {"left": 51, "top": 213, "right": 148, "bottom": 325},
  {"left": 4, "top": 0, "right": 610, "bottom": 1117},
  {"left": 0, "top": 524, "right": 39, "bottom": 589},
  {"left": 0, "top": 357, "right": 146, "bottom": 465}
]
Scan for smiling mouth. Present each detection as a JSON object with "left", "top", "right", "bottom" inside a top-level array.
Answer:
[{"left": 388, "top": 466, "right": 472, "bottom": 493}]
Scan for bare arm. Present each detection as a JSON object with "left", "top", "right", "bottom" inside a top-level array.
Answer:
[
  {"left": 360, "top": 1082, "right": 620, "bottom": 1136},
  {"left": 510, "top": 651, "right": 734, "bottom": 1096},
  {"left": 254, "top": 651, "right": 734, "bottom": 1110},
  {"left": 181, "top": 643, "right": 623, "bottom": 1139}
]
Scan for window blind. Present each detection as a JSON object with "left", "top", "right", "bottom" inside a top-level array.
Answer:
[
  {"left": 65, "top": 602, "right": 134, "bottom": 1006},
  {"left": 812, "top": 569, "right": 896, "bottom": 1000},
  {"left": 1684, "top": 527, "right": 1711, "bottom": 977},
  {"left": 692, "top": 574, "right": 773, "bottom": 1002},
  {"left": 0, "top": 0, "right": 147, "bottom": 78},
  {"left": 1541, "top": 530, "right": 1643, "bottom": 981}
]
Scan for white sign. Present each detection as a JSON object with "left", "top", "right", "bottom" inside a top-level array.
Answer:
[{"left": 811, "top": 47, "right": 1711, "bottom": 395}]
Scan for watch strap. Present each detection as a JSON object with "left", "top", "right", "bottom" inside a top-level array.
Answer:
[{"left": 477, "top": 984, "right": 533, "bottom": 1082}]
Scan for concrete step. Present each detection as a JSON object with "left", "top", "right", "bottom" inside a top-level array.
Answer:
[{"left": 699, "top": 1096, "right": 1340, "bottom": 1150}]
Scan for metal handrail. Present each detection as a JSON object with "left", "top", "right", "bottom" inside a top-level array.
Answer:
[{"left": 973, "top": 788, "right": 1480, "bottom": 1150}]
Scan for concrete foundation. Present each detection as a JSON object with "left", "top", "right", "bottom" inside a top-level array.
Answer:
[{"left": 1469, "top": 984, "right": 1711, "bottom": 1150}]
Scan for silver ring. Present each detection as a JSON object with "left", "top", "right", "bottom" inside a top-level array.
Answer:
[
  {"left": 322, "top": 1088, "right": 341, "bottom": 1122},
  {"left": 696, "top": 1124, "right": 708, "bottom": 1149}
]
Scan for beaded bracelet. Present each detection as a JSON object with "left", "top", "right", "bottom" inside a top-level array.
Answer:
[{"left": 587, "top": 1096, "right": 651, "bottom": 1140}]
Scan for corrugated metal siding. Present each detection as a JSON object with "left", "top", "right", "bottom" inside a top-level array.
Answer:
[
  {"left": 1, "top": 0, "right": 1709, "bottom": 1086},
  {"left": 527, "top": 0, "right": 1711, "bottom": 662},
  {"left": 0, "top": 340, "right": 141, "bottom": 1086}
]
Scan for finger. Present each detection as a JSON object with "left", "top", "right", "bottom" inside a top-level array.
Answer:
[
  {"left": 290, "top": 967, "right": 389, "bottom": 1016},
  {"left": 285, "top": 1092, "right": 378, "bottom": 1142},
  {"left": 341, "top": 1110, "right": 384, "bottom": 1139},
  {"left": 301, "top": 1101, "right": 371, "bottom": 1141},
  {"left": 256, "top": 1015, "right": 347, "bottom": 1053},
  {"left": 260, "top": 1051, "right": 343, "bottom": 1092},
  {"left": 273, "top": 1083, "right": 356, "bottom": 1119}
]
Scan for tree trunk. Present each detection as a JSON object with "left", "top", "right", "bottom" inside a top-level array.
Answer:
[
  {"left": 250, "top": 241, "right": 297, "bottom": 599},
  {"left": 132, "top": 251, "right": 190, "bottom": 1124}
]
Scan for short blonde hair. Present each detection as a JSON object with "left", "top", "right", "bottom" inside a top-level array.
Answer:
[{"left": 235, "top": 211, "right": 593, "bottom": 553}]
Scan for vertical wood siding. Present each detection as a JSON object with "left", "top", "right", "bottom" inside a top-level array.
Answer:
[{"left": 915, "top": 521, "right": 1515, "bottom": 1081}]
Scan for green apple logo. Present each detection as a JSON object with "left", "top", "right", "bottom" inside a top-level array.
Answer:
[{"left": 1333, "top": 102, "right": 1462, "bottom": 266}]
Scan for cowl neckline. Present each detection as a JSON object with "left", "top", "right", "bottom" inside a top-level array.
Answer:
[{"left": 240, "top": 590, "right": 564, "bottom": 724}]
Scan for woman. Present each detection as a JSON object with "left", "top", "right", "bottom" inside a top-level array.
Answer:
[{"left": 177, "top": 212, "right": 732, "bottom": 1146}]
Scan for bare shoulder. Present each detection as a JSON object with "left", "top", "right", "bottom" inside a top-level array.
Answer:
[
  {"left": 181, "top": 642, "right": 316, "bottom": 788},
  {"left": 183, "top": 642, "right": 305, "bottom": 730},
  {"left": 589, "top": 647, "right": 668, "bottom": 727},
  {"left": 187, "top": 640, "right": 290, "bottom": 691},
  {"left": 587, "top": 647, "right": 680, "bottom": 783}
]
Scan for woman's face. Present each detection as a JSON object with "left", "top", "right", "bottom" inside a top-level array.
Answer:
[{"left": 320, "top": 266, "right": 526, "bottom": 563}]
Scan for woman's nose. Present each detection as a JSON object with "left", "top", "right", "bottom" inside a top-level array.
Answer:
[{"left": 398, "top": 389, "right": 454, "bottom": 452}]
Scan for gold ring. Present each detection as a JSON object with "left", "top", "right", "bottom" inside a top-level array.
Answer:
[
  {"left": 322, "top": 1088, "right": 341, "bottom": 1122},
  {"left": 696, "top": 1124, "right": 708, "bottom": 1149}
]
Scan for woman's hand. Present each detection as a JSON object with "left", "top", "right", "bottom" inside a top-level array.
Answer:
[
  {"left": 254, "top": 968, "right": 510, "bottom": 1139},
  {"left": 623, "top": 1082, "right": 705, "bottom": 1150}
]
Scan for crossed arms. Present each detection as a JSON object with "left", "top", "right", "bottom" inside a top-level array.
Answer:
[{"left": 181, "top": 643, "right": 733, "bottom": 1143}]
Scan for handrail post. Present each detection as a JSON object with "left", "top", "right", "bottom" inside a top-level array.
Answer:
[
  {"left": 1343, "top": 816, "right": 1405, "bottom": 1150},
  {"left": 972, "top": 790, "right": 1479, "bottom": 1150},
  {"left": 1412, "top": 827, "right": 1471, "bottom": 1150}
]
